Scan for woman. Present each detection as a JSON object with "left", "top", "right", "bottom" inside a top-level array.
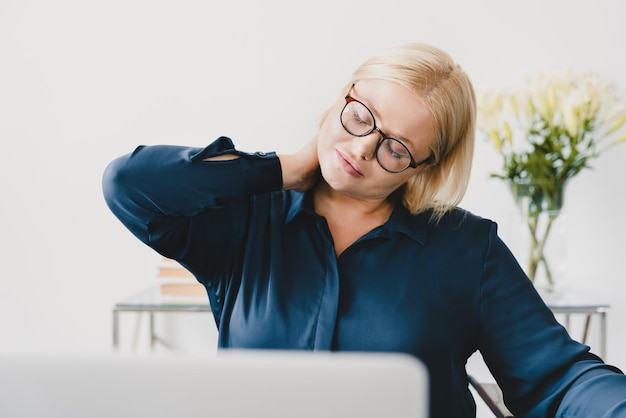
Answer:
[{"left": 103, "top": 43, "right": 626, "bottom": 417}]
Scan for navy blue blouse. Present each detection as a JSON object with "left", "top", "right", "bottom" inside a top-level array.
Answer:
[{"left": 103, "top": 137, "right": 626, "bottom": 417}]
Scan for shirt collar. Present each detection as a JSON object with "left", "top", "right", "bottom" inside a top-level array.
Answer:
[
  {"left": 284, "top": 190, "right": 429, "bottom": 246},
  {"left": 285, "top": 190, "right": 310, "bottom": 223},
  {"left": 384, "top": 203, "right": 429, "bottom": 246}
]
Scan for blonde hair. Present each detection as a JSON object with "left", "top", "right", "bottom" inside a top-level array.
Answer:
[{"left": 333, "top": 43, "right": 476, "bottom": 221}]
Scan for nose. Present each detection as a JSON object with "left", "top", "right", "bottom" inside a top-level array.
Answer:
[{"left": 352, "top": 130, "right": 381, "bottom": 161}]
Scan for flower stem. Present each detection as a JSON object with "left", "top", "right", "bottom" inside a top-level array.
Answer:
[{"left": 525, "top": 212, "right": 557, "bottom": 285}]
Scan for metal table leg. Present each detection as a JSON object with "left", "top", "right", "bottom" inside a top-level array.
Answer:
[
  {"left": 112, "top": 309, "right": 119, "bottom": 350},
  {"left": 600, "top": 311, "right": 607, "bottom": 360},
  {"left": 150, "top": 312, "right": 156, "bottom": 350}
]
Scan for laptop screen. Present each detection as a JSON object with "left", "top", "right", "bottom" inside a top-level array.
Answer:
[{"left": 0, "top": 350, "right": 428, "bottom": 418}]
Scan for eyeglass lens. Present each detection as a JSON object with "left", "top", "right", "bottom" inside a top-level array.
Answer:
[{"left": 341, "top": 100, "right": 413, "bottom": 173}]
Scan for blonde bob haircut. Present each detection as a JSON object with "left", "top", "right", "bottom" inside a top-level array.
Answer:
[{"left": 334, "top": 43, "right": 476, "bottom": 222}]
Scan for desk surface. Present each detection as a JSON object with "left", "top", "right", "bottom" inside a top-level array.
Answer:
[
  {"left": 540, "top": 286, "right": 610, "bottom": 311},
  {"left": 115, "top": 285, "right": 609, "bottom": 312},
  {"left": 112, "top": 286, "right": 610, "bottom": 357},
  {"left": 114, "top": 286, "right": 211, "bottom": 311}
]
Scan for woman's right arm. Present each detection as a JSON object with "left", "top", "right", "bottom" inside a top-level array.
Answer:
[{"left": 101, "top": 136, "right": 283, "bottom": 275}]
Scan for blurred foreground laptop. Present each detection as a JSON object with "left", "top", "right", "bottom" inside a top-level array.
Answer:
[{"left": 0, "top": 350, "right": 428, "bottom": 418}]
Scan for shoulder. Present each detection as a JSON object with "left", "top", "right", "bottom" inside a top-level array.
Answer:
[
  {"left": 391, "top": 205, "right": 497, "bottom": 247},
  {"left": 425, "top": 207, "right": 498, "bottom": 245},
  {"left": 248, "top": 189, "right": 309, "bottom": 221},
  {"left": 431, "top": 207, "right": 495, "bottom": 231}
]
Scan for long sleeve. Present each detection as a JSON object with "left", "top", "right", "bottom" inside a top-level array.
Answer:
[
  {"left": 101, "top": 136, "right": 282, "bottom": 281},
  {"left": 478, "top": 222, "right": 626, "bottom": 417}
]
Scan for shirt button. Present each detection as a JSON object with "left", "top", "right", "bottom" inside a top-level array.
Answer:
[{"left": 256, "top": 152, "right": 267, "bottom": 156}]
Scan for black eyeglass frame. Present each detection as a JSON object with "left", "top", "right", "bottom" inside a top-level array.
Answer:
[{"left": 340, "top": 84, "right": 432, "bottom": 173}]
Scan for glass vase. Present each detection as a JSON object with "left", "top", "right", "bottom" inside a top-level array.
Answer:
[{"left": 508, "top": 179, "right": 568, "bottom": 294}]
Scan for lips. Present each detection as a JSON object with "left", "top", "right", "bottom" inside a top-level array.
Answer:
[{"left": 336, "top": 149, "right": 363, "bottom": 177}]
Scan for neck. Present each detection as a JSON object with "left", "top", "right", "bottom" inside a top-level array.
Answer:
[
  {"left": 312, "top": 180, "right": 398, "bottom": 256},
  {"left": 313, "top": 180, "right": 396, "bottom": 220}
]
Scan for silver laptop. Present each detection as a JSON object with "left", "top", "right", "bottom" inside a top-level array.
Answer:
[{"left": 0, "top": 350, "right": 428, "bottom": 418}]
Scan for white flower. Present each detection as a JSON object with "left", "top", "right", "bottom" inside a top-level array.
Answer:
[
  {"left": 476, "top": 91, "right": 504, "bottom": 133},
  {"left": 476, "top": 70, "right": 626, "bottom": 183}
]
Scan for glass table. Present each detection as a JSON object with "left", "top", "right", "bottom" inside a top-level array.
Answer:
[
  {"left": 112, "top": 286, "right": 212, "bottom": 351},
  {"left": 113, "top": 286, "right": 609, "bottom": 358},
  {"left": 541, "top": 287, "right": 610, "bottom": 359}
]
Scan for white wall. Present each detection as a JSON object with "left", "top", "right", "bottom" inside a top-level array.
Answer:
[{"left": 1, "top": 0, "right": 625, "bottom": 370}]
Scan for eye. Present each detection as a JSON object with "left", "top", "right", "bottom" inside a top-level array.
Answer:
[
  {"left": 349, "top": 102, "right": 373, "bottom": 126},
  {"left": 383, "top": 139, "right": 410, "bottom": 159},
  {"left": 351, "top": 109, "right": 368, "bottom": 125}
]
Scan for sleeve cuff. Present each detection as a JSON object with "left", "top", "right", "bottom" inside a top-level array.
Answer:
[{"left": 190, "top": 136, "right": 283, "bottom": 194}]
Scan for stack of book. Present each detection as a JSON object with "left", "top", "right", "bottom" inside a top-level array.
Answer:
[{"left": 157, "top": 257, "right": 207, "bottom": 301}]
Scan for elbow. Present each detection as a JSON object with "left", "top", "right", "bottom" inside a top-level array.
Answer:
[
  {"left": 102, "top": 146, "right": 147, "bottom": 206},
  {"left": 102, "top": 155, "right": 128, "bottom": 212},
  {"left": 102, "top": 147, "right": 146, "bottom": 216},
  {"left": 101, "top": 149, "right": 153, "bottom": 243}
]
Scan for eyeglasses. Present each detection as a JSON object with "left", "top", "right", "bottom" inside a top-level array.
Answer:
[{"left": 340, "top": 84, "right": 432, "bottom": 173}]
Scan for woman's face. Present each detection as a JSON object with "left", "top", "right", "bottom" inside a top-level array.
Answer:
[{"left": 317, "top": 79, "right": 435, "bottom": 201}]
